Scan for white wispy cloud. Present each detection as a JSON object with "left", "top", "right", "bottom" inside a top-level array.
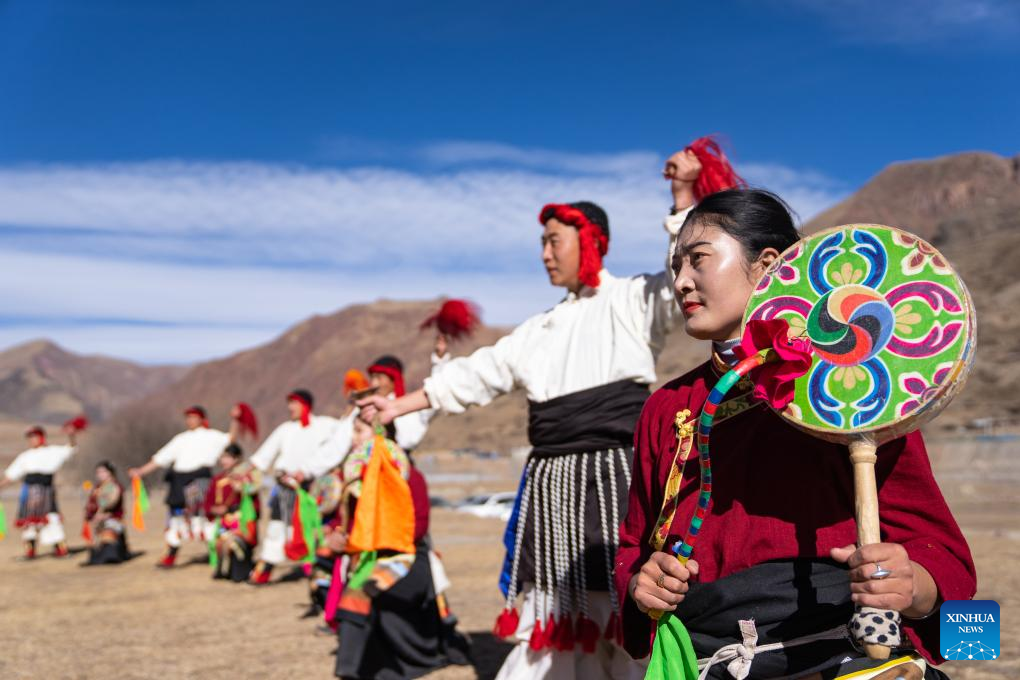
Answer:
[
  {"left": 0, "top": 249, "right": 560, "bottom": 363},
  {"left": 418, "top": 141, "right": 659, "bottom": 176},
  {"left": 0, "top": 145, "right": 847, "bottom": 362}
]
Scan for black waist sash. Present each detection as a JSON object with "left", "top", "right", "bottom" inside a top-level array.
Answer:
[
  {"left": 166, "top": 466, "right": 213, "bottom": 508},
  {"left": 24, "top": 473, "right": 54, "bottom": 486},
  {"left": 514, "top": 380, "right": 648, "bottom": 592},
  {"left": 527, "top": 379, "right": 649, "bottom": 457},
  {"left": 677, "top": 560, "right": 856, "bottom": 679}
]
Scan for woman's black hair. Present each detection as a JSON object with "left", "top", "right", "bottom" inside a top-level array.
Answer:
[
  {"left": 682, "top": 188, "right": 799, "bottom": 262},
  {"left": 96, "top": 460, "right": 117, "bottom": 476},
  {"left": 223, "top": 443, "right": 243, "bottom": 458}
]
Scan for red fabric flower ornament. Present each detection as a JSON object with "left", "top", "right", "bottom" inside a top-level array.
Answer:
[{"left": 733, "top": 319, "right": 814, "bottom": 410}]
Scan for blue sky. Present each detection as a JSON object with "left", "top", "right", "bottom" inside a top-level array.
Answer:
[{"left": 1, "top": 0, "right": 1017, "bottom": 363}]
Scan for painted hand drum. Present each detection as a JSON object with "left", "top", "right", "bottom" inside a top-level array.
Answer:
[
  {"left": 311, "top": 471, "right": 343, "bottom": 516},
  {"left": 744, "top": 224, "right": 976, "bottom": 443},
  {"left": 743, "top": 224, "right": 976, "bottom": 659}
]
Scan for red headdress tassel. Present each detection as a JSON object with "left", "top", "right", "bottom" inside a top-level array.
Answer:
[
  {"left": 538, "top": 204, "right": 608, "bottom": 289},
  {"left": 367, "top": 364, "right": 405, "bottom": 398},
  {"left": 25, "top": 426, "right": 47, "bottom": 446},
  {"left": 420, "top": 299, "right": 481, "bottom": 340},
  {"left": 287, "top": 394, "right": 312, "bottom": 427},
  {"left": 234, "top": 402, "right": 259, "bottom": 439},
  {"left": 686, "top": 135, "right": 746, "bottom": 202},
  {"left": 184, "top": 407, "right": 209, "bottom": 428}
]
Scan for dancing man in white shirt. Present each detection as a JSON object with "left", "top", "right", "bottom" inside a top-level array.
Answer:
[
  {"left": 361, "top": 151, "right": 719, "bottom": 679},
  {"left": 247, "top": 389, "right": 353, "bottom": 585},
  {"left": 129, "top": 405, "right": 244, "bottom": 568},
  {"left": 1, "top": 423, "right": 85, "bottom": 559}
]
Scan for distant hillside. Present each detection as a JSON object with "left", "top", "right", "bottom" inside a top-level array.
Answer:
[
  {"left": 805, "top": 152, "right": 1020, "bottom": 244},
  {"left": 0, "top": 340, "right": 188, "bottom": 425},
  {"left": 76, "top": 298, "right": 708, "bottom": 470},
  {"left": 806, "top": 151, "right": 1020, "bottom": 426}
]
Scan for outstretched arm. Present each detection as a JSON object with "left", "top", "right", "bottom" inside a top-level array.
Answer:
[
  {"left": 129, "top": 433, "right": 180, "bottom": 478},
  {"left": 129, "top": 459, "right": 161, "bottom": 479},
  {"left": 227, "top": 415, "right": 241, "bottom": 444},
  {"left": 2, "top": 453, "right": 27, "bottom": 489},
  {"left": 248, "top": 424, "right": 285, "bottom": 472},
  {"left": 361, "top": 327, "right": 520, "bottom": 422},
  {"left": 359, "top": 389, "right": 431, "bottom": 425}
]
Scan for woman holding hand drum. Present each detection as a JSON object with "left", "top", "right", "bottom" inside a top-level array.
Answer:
[{"left": 616, "top": 189, "right": 975, "bottom": 680}]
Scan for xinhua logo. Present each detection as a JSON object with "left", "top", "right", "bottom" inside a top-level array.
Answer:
[{"left": 940, "top": 600, "right": 1000, "bottom": 661}]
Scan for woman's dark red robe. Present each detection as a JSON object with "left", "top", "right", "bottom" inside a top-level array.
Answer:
[{"left": 614, "top": 359, "right": 976, "bottom": 666}]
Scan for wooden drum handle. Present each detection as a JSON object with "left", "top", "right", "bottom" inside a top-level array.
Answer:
[{"left": 849, "top": 439, "right": 892, "bottom": 661}]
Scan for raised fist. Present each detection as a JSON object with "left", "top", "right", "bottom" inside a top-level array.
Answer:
[{"left": 663, "top": 149, "right": 702, "bottom": 186}]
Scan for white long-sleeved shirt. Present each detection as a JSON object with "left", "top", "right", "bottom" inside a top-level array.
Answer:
[
  {"left": 5, "top": 445, "right": 76, "bottom": 481},
  {"left": 151, "top": 428, "right": 231, "bottom": 473},
  {"left": 424, "top": 208, "right": 690, "bottom": 412},
  {"left": 250, "top": 415, "right": 343, "bottom": 477}
]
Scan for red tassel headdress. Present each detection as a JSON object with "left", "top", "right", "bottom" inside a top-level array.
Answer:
[
  {"left": 420, "top": 299, "right": 481, "bottom": 340},
  {"left": 233, "top": 402, "right": 259, "bottom": 439},
  {"left": 538, "top": 202, "right": 609, "bottom": 290},
  {"left": 367, "top": 356, "right": 406, "bottom": 398},
  {"left": 686, "top": 135, "right": 746, "bottom": 202},
  {"left": 286, "top": 390, "right": 314, "bottom": 427},
  {"left": 24, "top": 425, "right": 46, "bottom": 446},
  {"left": 184, "top": 406, "right": 209, "bottom": 428}
]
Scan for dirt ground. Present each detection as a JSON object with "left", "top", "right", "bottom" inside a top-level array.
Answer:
[{"left": 0, "top": 439, "right": 1015, "bottom": 679}]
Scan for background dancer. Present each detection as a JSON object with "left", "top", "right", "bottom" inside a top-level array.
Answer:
[
  {"left": 82, "top": 460, "right": 131, "bottom": 566},
  {"left": 1, "top": 419, "right": 87, "bottom": 560},
  {"left": 248, "top": 389, "right": 349, "bottom": 584},
  {"left": 129, "top": 404, "right": 250, "bottom": 568}
]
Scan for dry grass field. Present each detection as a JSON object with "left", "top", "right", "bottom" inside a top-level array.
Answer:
[{"left": 0, "top": 438, "right": 1015, "bottom": 679}]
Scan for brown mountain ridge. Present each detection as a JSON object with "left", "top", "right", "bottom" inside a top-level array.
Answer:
[{"left": 0, "top": 339, "right": 188, "bottom": 426}]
